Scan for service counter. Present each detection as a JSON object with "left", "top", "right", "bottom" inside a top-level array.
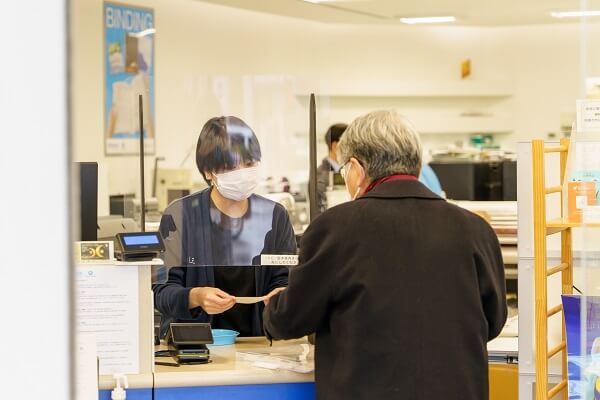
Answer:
[
  {"left": 98, "top": 336, "right": 517, "bottom": 400},
  {"left": 99, "top": 338, "right": 314, "bottom": 400}
]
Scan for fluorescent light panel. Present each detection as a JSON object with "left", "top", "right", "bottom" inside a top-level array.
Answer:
[
  {"left": 399, "top": 16, "right": 456, "bottom": 25},
  {"left": 551, "top": 10, "right": 600, "bottom": 18}
]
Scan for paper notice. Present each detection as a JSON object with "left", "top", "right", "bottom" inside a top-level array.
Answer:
[
  {"left": 236, "top": 296, "right": 267, "bottom": 304},
  {"left": 260, "top": 254, "right": 299, "bottom": 266},
  {"left": 75, "top": 265, "right": 140, "bottom": 375},
  {"left": 75, "top": 332, "right": 99, "bottom": 400},
  {"left": 577, "top": 100, "right": 600, "bottom": 132}
]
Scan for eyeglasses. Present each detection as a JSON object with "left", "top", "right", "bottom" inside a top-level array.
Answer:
[{"left": 340, "top": 158, "right": 364, "bottom": 181}]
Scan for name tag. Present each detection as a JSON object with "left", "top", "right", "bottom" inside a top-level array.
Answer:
[{"left": 261, "top": 254, "right": 299, "bottom": 266}]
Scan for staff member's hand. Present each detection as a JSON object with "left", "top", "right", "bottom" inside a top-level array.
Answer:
[
  {"left": 188, "top": 287, "right": 236, "bottom": 314},
  {"left": 264, "top": 287, "right": 286, "bottom": 306}
]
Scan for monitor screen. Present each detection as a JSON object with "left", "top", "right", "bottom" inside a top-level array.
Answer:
[
  {"left": 77, "top": 162, "right": 98, "bottom": 241},
  {"left": 123, "top": 234, "right": 160, "bottom": 246}
]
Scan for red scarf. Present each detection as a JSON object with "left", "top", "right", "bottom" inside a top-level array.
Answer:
[{"left": 364, "top": 174, "right": 418, "bottom": 194}]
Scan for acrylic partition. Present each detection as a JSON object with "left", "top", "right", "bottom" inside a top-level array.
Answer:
[{"left": 562, "top": 131, "right": 600, "bottom": 400}]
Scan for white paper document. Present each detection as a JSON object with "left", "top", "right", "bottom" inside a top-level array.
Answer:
[
  {"left": 75, "top": 265, "right": 140, "bottom": 375},
  {"left": 236, "top": 296, "right": 266, "bottom": 304},
  {"left": 487, "top": 337, "right": 518, "bottom": 356},
  {"left": 75, "top": 332, "right": 99, "bottom": 400}
]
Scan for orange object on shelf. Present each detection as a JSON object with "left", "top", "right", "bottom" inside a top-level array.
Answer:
[
  {"left": 568, "top": 181, "right": 597, "bottom": 223},
  {"left": 461, "top": 59, "right": 471, "bottom": 79}
]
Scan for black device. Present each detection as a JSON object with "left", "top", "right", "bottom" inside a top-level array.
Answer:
[
  {"left": 77, "top": 162, "right": 98, "bottom": 241},
  {"left": 308, "top": 93, "right": 318, "bottom": 222},
  {"left": 429, "top": 160, "right": 517, "bottom": 201},
  {"left": 115, "top": 232, "right": 165, "bottom": 261},
  {"left": 165, "top": 323, "right": 213, "bottom": 365},
  {"left": 307, "top": 94, "right": 318, "bottom": 346}
]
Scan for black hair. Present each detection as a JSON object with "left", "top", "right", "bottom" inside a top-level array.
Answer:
[
  {"left": 195, "top": 116, "right": 261, "bottom": 183},
  {"left": 325, "top": 123, "right": 348, "bottom": 150}
]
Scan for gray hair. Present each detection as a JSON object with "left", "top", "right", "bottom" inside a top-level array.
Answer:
[{"left": 337, "top": 110, "right": 423, "bottom": 179}]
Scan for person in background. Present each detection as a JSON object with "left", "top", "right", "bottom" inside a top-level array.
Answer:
[
  {"left": 263, "top": 110, "right": 507, "bottom": 400},
  {"left": 316, "top": 123, "right": 347, "bottom": 214},
  {"left": 153, "top": 116, "right": 296, "bottom": 338},
  {"left": 419, "top": 162, "right": 443, "bottom": 196}
]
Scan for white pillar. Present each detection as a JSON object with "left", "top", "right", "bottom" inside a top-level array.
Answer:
[{"left": 0, "top": 0, "right": 70, "bottom": 398}]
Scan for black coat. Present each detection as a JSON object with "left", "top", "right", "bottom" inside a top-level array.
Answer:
[{"left": 263, "top": 180, "right": 507, "bottom": 400}]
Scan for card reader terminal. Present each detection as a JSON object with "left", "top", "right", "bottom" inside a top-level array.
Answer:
[
  {"left": 164, "top": 323, "right": 214, "bottom": 365},
  {"left": 115, "top": 232, "right": 165, "bottom": 261}
]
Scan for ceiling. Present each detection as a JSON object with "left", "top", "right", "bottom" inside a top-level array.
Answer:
[{"left": 199, "top": 0, "right": 600, "bottom": 26}]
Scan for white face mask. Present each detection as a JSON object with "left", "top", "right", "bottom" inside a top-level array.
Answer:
[
  {"left": 343, "top": 162, "right": 362, "bottom": 201},
  {"left": 212, "top": 166, "right": 259, "bottom": 201}
]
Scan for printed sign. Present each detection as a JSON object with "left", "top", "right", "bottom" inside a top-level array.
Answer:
[
  {"left": 104, "top": 2, "right": 155, "bottom": 155},
  {"left": 577, "top": 100, "right": 600, "bottom": 132},
  {"left": 563, "top": 295, "right": 600, "bottom": 399},
  {"left": 261, "top": 254, "right": 299, "bottom": 266},
  {"left": 75, "top": 241, "right": 114, "bottom": 264}
]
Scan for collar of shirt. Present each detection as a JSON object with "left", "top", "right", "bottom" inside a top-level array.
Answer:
[{"left": 364, "top": 174, "right": 418, "bottom": 194}]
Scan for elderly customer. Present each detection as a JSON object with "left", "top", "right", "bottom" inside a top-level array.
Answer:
[{"left": 263, "top": 110, "right": 507, "bottom": 400}]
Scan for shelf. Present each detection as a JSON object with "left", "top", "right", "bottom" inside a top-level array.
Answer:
[
  {"left": 409, "top": 112, "right": 514, "bottom": 134},
  {"left": 546, "top": 219, "right": 600, "bottom": 231},
  {"left": 294, "top": 79, "right": 514, "bottom": 98},
  {"left": 505, "top": 268, "right": 518, "bottom": 279},
  {"left": 502, "top": 247, "right": 518, "bottom": 265},
  {"left": 312, "top": 109, "right": 515, "bottom": 135}
]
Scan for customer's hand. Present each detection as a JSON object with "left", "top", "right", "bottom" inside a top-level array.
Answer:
[
  {"left": 263, "top": 287, "right": 286, "bottom": 306},
  {"left": 188, "top": 287, "right": 235, "bottom": 314}
]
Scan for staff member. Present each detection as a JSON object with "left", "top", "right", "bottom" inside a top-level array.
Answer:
[
  {"left": 316, "top": 123, "right": 347, "bottom": 214},
  {"left": 264, "top": 110, "right": 507, "bottom": 400},
  {"left": 153, "top": 116, "right": 296, "bottom": 337}
]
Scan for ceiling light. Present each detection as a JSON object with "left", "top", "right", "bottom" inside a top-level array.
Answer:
[
  {"left": 302, "top": 0, "right": 366, "bottom": 3},
  {"left": 551, "top": 10, "right": 600, "bottom": 18},
  {"left": 399, "top": 16, "right": 456, "bottom": 25}
]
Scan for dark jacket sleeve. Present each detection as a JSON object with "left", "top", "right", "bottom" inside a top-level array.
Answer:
[
  {"left": 263, "top": 213, "right": 337, "bottom": 339},
  {"left": 153, "top": 212, "right": 206, "bottom": 321},
  {"left": 153, "top": 267, "right": 201, "bottom": 320},
  {"left": 264, "top": 204, "right": 297, "bottom": 292},
  {"left": 472, "top": 216, "right": 507, "bottom": 340}
]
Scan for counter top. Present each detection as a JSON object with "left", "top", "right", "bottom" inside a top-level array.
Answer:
[
  {"left": 154, "top": 337, "right": 315, "bottom": 388},
  {"left": 100, "top": 334, "right": 519, "bottom": 390}
]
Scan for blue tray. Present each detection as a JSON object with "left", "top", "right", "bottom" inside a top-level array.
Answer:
[{"left": 211, "top": 329, "right": 240, "bottom": 346}]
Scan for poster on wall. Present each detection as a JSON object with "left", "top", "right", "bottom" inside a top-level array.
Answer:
[
  {"left": 104, "top": 2, "right": 155, "bottom": 155},
  {"left": 563, "top": 295, "right": 600, "bottom": 399}
]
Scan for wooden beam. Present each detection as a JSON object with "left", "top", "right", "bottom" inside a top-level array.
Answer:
[
  {"left": 546, "top": 263, "right": 568, "bottom": 277},
  {"left": 547, "top": 379, "right": 567, "bottom": 398},
  {"left": 547, "top": 304, "right": 563, "bottom": 318}
]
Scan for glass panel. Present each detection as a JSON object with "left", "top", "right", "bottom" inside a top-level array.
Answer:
[
  {"left": 564, "top": 4, "right": 600, "bottom": 396},
  {"left": 144, "top": 75, "right": 331, "bottom": 340}
]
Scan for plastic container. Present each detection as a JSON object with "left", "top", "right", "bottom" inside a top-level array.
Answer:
[{"left": 211, "top": 329, "right": 239, "bottom": 346}]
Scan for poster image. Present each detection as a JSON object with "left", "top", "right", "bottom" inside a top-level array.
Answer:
[
  {"left": 563, "top": 295, "right": 600, "bottom": 399},
  {"left": 104, "top": 2, "right": 155, "bottom": 155}
]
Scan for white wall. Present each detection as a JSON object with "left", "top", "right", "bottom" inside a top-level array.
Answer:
[
  {"left": 71, "top": 0, "right": 594, "bottom": 211},
  {"left": 0, "top": 0, "right": 70, "bottom": 398}
]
